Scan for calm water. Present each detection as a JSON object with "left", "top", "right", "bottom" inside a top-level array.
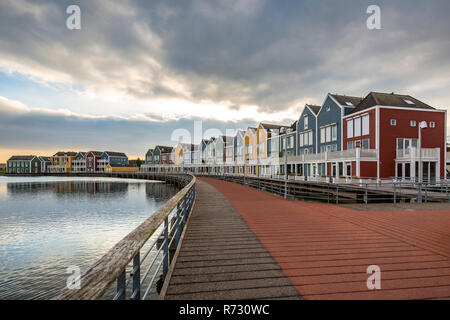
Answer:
[{"left": 0, "top": 176, "right": 177, "bottom": 300}]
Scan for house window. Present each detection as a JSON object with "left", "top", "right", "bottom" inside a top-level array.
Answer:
[
  {"left": 362, "top": 114, "right": 370, "bottom": 135},
  {"left": 331, "top": 125, "right": 337, "bottom": 141},
  {"left": 355, "top": 140, "right": 361, "bottom": 148},
  {"left": 390, "top": 119, "right": 397, "bottom": 126},
  {"left": 354, "top": 117, "right": 361, "bottom": 137},
  {"left": 362, "top": 139, "right": 370, "bottom": 149},
  {"left": 326, "top": 126, "right": 331, "bottom": 142},
  {"left": 347, "top": 119, "right": 354, "bottom": 138},
  {"left": 430, "top": 122, "right": 435, "bottom": 128},
  {"left": 299, "top": 133, "right": 304, "bottom": 147},
  {"left": 410, "top": 120, "right": 416, "bottom": 127},
  {"left": 320, "top": 128, "right": 325, "bottom": 143},
  {"left": 304, "top": 115, "right": 308, "bottom": 130},
  {"left": 347, "top": 141, "right": 354, "bottom": 150},
  {"left": 308, "top": 131, "right": 313, "bottom": 145}
]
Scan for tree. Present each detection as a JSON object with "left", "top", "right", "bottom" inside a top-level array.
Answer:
[{"left": 135, "top": 158, "right": 143, "bottom": 168}]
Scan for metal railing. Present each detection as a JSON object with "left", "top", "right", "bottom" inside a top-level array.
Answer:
[
  {"left": 198, "top": 173, "right": 450, "bottom": 204},
  {"left": 53, "top": 173, "right": 196, "bottom": 300}
]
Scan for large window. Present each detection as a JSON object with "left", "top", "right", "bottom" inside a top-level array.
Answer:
[
  {"left": 354, "top": 117, "right": 361, "bottom": 137},
  {"left": 332, "top": 125, "right": 337, "bottom": 141},
  {"left": 326, "top": 126, "right": 331, "bottom": 142},
  {"left": 347, "top": 119, "right": 353, "bottom": 138},
  {"left": 320, "top": 128, "right": 325, "bottom": 143},
  {"left": 347, "top": 141, "right": 354, "bottom": 150},
  {"left": 362, "top": 114, "right": 370, "bottom": 135},
  {"left": 304, "top": 115, "right": 308, "bottom": 130}
]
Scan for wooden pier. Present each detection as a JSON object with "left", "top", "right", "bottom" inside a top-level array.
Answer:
[{"left": 164, "top": 177, "right": 450, "bottom": 300}]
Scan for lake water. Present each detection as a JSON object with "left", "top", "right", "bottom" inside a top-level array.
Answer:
[{"left": 0, "top": 176, "right": 178, "bottom": 300}]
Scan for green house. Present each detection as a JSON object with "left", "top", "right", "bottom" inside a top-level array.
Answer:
[
  {"left": 7, "top": 155, "right": 42, "bottom": 174},
  {"left": 145, "top": 149, "right": 154, "bottom": 164}
]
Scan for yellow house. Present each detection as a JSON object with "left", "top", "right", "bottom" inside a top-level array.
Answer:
[
  {"left": 174, "top": 143, "right": 186, "bottom": 165},
  {"left": 244, "top": 127, "right": 257, "bottom": 174},
  {"left": 257, "top": 123, "right": 287, "bottom": 159},
  {"left": 50, "top": 151, "right": 77, "bottom": 173}
]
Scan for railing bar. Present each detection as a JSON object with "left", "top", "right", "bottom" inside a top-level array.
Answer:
[
  {"left": 140, "top": 238, "right": 167, "bottom": 285},
  {"left": 142, "top": 254, "right": 165, "bottom": 300}
]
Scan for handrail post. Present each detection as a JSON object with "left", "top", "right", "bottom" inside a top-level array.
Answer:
[
  {"left": 175, "top": 202, "right": 181, "bottom": 247},
  {"left": 132, "top": 252, "right": 141, "bottom": 300},
  {"left": 336, "top": 185, "right": 339, "bottom": 204},
  {"left": 117, "top": 270, "right": 126, "bottom": 300},
  {"left": 393, "top": 182, "right": 396, "bottom": 204},
  {"left": 418, "top": 183, "right": 422, "bottom": 203},
  {"left": 163, "top": 217, "right": 169, "bottom": 280}
]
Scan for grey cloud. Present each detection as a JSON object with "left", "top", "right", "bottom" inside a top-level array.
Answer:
[
  {"left": 0, "top": 0, "right": 450, "bottom": 114},
  {"left": 0, "top": 98, "right": 258, "bottom": 156}
]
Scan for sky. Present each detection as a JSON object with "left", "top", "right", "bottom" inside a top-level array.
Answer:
[{"left": 0, "top": 0, "right": 449, "bottom": 162}]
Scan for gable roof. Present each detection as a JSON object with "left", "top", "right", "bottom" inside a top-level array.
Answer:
[
  {"left": 53, "top": 151, "right": 78, "bottom": 157},
  {"left": 305, "top": 104, "right": 321, "bottom": 115},
  {"left": 8, "top": 155, "right": 36, "bottom": 161},
  {"left": 103, "top": 151, "right": 127, "bottom": 157},
  {"left": 156, "top": 145, "right": 173, "bottom": 153},
  {"left": 260, "top": 123, "right": 286, "bottom": 131},
  {"left": 87, "top": 151, "right": 103, "bottom": 156},
  {"left": 351, "top": 92, "right": 435, "bottom": 114},
  {"left": 329, "top": 94, "right": 363, "bottom": 108}
]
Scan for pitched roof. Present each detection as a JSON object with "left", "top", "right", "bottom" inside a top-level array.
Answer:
[
  {"left": 87, "top": 151, "right": 103, "bottom": 156},
  {"left": 8, "top": 155, "right": 36, "bottom": 161},
  {"left": 260, "top": 123, "right": 286, "bottom": 130},
  {"left": 330, "top": 94, "right": 363, "bottom": 108},
  {"left": 39, "top": 156, "right": 51, "bottom": 161},
  {"left": 156, "top": 145, "right": 173, "bottom": 153},
  {"left": 350, "top": 92, "right": 435, "bottom": 114},
  {"left": 104, "top": 151, "right": 127, "bottom": 157},
  {"left": 305, "top": 104, "right": 321, "bottom": 115},
  {"left": 53, "top": 151, "right": 77, "bottom": 157}
]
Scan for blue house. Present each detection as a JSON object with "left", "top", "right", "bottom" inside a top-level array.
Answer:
[
  {"left": 297, "top": 104, "right": 321, "bottom": 156},
  {"left": 317, "top": 94, "right": 363, "bottom": 153},
  {"left": 101, "top": 151, "right": 129, "bottom": 166}
]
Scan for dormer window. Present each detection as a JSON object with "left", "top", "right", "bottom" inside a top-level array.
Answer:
[
  {"left": 404, "top": 99, "right": 414, "bottom": 105},
  {"left": 345, "top": 102, "right": 353, "bottom": 106}
]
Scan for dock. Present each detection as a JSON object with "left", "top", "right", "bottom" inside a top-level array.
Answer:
[{"left": 164, "top": 177, "right": 450, "bottom": 300}]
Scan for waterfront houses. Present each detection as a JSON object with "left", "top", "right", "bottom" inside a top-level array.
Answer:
[
  {"left": 145, "top": 149, "right": 154, "bottom": 164},
  {"left": 141, "top": 91, "right": 448, "bottom": 182}
]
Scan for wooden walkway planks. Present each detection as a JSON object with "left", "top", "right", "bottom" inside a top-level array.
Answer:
[
  {"left": 201, "top": 177, "right": 450, "bottom": 300},
  {"left": 164, "top": 180, "right": 303, "bottom": 300}
]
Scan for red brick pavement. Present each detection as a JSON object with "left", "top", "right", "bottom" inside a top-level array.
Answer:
[{"left": 200, "top": 177, "right": 450, "bottom": 300}]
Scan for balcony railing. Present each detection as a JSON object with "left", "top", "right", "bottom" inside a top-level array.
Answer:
[{"left": 396, "top": 147, "right": 440, "bottom": 160}]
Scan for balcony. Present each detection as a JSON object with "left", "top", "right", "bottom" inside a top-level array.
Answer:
[{"left": 396, "top": 147, "right": 440, "bottom": 161}]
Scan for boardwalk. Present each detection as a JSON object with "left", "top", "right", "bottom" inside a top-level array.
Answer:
[{"left": 165, "top": 177, "right": 450, "bottom": 300}]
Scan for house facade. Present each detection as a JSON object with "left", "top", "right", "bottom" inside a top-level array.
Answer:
[
  {"left": 50, "top": 152, "right": 77, "bottom": 173},
  {"left": 7, "top": 155, "right": 42, "bottom": 174},
  {"left": 342, "top": 92, "right": 446, "bottom": 181}
]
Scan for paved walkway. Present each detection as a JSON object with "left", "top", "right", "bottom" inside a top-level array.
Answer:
[{"left": 166, "top": 178, "right": 450, "bottom": 300}]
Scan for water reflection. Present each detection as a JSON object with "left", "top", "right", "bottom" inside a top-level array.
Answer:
[{"left": 0, "top": 177, "right": 178, "bottom": 300}]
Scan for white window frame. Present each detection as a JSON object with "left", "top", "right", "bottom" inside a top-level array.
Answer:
[
  {"left": 362, "top": 114, "right": 369, "bottom": 136},
  {"left": 347, "top": 119, "right": 354, "bottom": 138},
  {"left": 354, "top": 117, "right": 361, "bottom": 137}
]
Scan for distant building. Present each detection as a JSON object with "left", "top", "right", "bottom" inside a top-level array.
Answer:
[
  {"left": 7, "top": 155, "right": 42, "bottom": 173},
  {"left": 38, "top": 156, "right": 51, "bottom": 173},
  {"left": 0, "top": 163, "right": 5, "bottom": 171},
  {"left": 49, "top": 151, "right": 77, "bottom": 173}
]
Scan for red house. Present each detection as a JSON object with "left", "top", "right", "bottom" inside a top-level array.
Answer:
[
  {"left": 343, "top": 92, "right": 447, "bottom": 181},
  {"left": 86, "top": 151, "right": 103, "bottom": 173}
]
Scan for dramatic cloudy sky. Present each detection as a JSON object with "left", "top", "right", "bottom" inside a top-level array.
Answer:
[{"left": 0, "top": 0, "right": 449, "bottom": 161}]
